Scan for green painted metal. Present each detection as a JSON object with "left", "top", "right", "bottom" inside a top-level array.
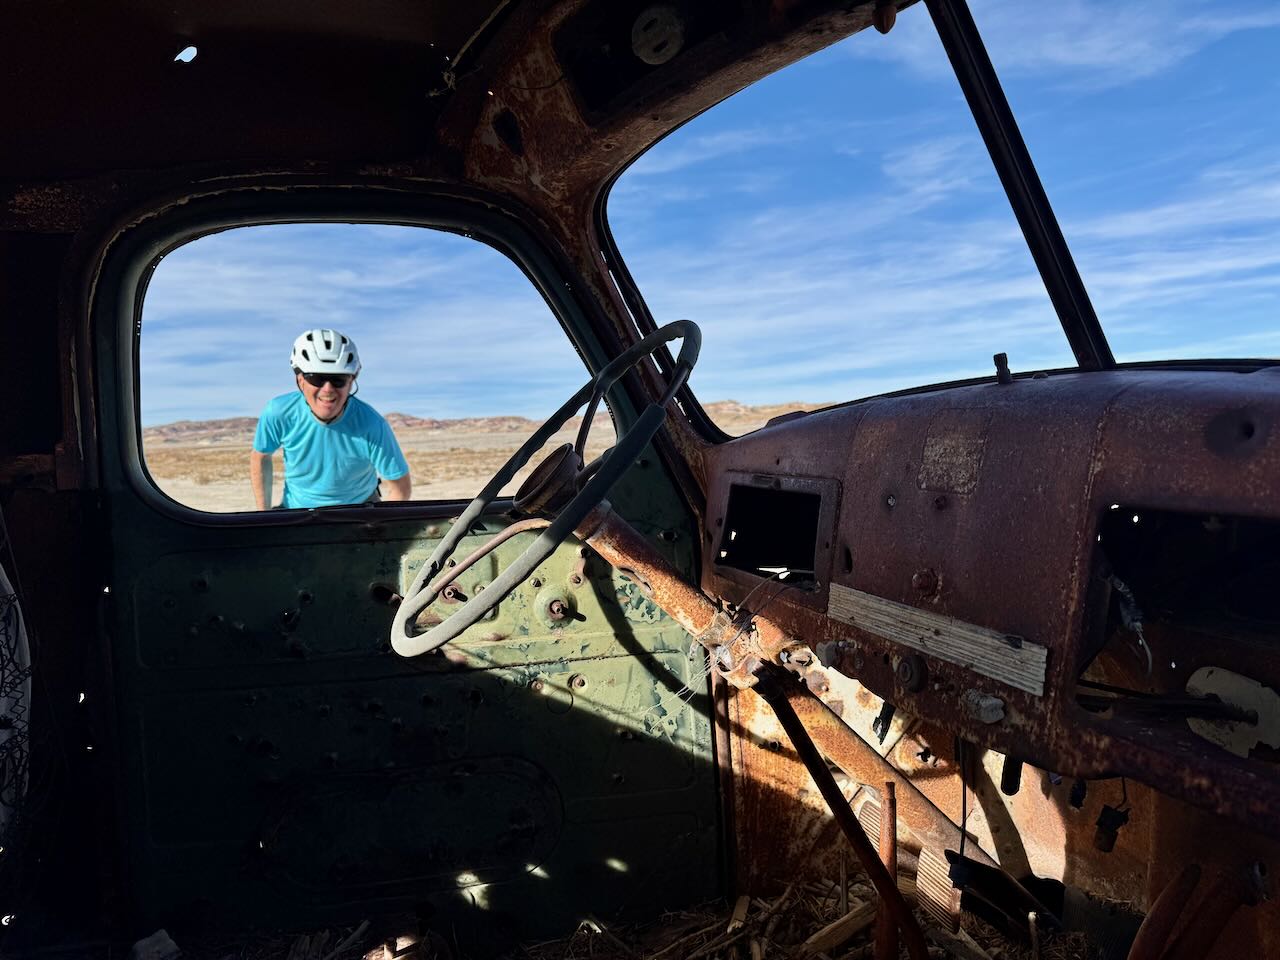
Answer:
[{"left": 103, "top": 463, "right": 720, "bottom": 946}]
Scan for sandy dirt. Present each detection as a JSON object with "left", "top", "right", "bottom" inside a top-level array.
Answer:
[{"left": 143, "top": 401, "right": 812, "bottom": 513}]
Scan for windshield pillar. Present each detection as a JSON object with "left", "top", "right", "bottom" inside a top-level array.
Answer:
[{"left": 926, "top": 0, "right": 1115, "bottom": 370}]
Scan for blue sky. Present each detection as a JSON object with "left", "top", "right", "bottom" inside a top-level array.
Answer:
[{"left": 141, "top": 0, "right": 1280, "bottom": 426}]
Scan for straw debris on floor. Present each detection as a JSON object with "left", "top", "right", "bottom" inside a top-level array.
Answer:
[
  {"left": 509, "top": 869, "right": 1096, "bottom": 960},
  {"left": 171, "top": 870, "right": 1095, "bottom": 960}
]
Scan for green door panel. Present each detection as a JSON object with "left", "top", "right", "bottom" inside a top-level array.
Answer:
[{"left": 106, "top": 467, "right": 721, "bottom": 943}]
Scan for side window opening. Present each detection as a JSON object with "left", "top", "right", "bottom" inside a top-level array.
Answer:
[{"left": 139, "top": 223, "right": 616, "bottom": 513}]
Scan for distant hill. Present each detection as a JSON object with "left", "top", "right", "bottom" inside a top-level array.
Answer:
[{"left": 142, "top": 400, "right": 828, "bottom": 446}]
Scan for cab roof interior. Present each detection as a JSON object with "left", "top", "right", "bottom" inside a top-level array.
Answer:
[{"left": 2, "top": 0, "right": 907, "bottom": 182}]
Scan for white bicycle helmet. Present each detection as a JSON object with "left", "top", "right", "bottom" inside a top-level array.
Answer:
[{"left": 290, "top": 328, "right": 362, "bottom": 376}]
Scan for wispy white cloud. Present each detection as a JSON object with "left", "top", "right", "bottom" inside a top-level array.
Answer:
[
  {"left": 853, "top": 0, "right": 1280, "bottom": 89},
  {"left": 625, "top": 127, "right": 794, "bottom": 177},
  {"left": 140, "top": 225, "right": 599, "bottom": 424}
]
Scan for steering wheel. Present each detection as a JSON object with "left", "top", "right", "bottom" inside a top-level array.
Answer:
[{"left": 390, "top": 320, "right": 701, "bottom": 657}]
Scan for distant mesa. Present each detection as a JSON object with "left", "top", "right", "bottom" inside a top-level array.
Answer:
[{"left": 141, "top": 400, "right": 820, "bottom": 445}]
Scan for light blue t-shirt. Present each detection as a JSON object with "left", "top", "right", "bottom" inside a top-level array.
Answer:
[{"left": 253, "top": 392, "right": 409, "bottom": 508}]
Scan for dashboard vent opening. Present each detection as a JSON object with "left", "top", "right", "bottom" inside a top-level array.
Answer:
[{"left": 718, "top": 482, "right": 821, "bottom": 590}]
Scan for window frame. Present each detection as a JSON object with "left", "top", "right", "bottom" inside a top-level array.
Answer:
[{"left": 95, "top": 184, "right": 636, "bottom": 526}]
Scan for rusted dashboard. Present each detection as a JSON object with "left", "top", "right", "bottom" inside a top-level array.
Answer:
[{"left": 702, "top": 368, "right": 1280, "bottom": 834}]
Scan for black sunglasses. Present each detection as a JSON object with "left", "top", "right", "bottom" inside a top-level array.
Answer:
[{"left": 301, "top": 373, "right": 352, "bottom": 389}]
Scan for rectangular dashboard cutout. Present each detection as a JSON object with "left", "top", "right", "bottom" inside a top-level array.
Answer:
[{"left": 718, "top": 481, "right": 822, "bottom": 588}]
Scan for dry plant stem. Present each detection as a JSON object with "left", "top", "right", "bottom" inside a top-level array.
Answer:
[
  {"left": 797, "top": 903, "right": 877, "bottom": 958},
  {"left": 839, "top": 852, "right": 849, "bottom": 916},
  {"left": 583, "top": 916, "right": 639, "bottom": 959},
  {"left": 923, "top": 925, "right": 994, "bottom": 960},
  {"left": 645, "top": 919, "right": 723, "bottom": 960},
  {"left": 683, "top": 885, "right": 799, "bottom": 960},
  {"left": 319, "top": 921, "right": 370, "bottom": 960}
]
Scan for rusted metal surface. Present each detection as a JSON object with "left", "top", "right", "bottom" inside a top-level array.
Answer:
[
  {"left": 583, "top": 506, "right": 997, "bottom": 933},
  {"left": 701, "top": 371, "right": 1280, "bottom": 834},
  {"left": 874, "top": 780, "right": 899, "bottom": 960},
  {"left": 1162, "top": 862, "right": 1269, "bottom": 960},
  {"left": 753, "top": 667, "right": 929, "bottom": 960},
  {"left": 779, "top": 689, "right": 996, "bottom": 870},
  {"left": 1126, "top": 863, "right": 1201, "bottom": 960},
  {"left": 1143, "top": 800, "right": 1280, "bottom": 960},
  {"left": 580, "top": 505, "right": 804, "bottom": 690},
  {"left": 887, "top": 728, "right": 1152, "bottom": 902},
  {"left": 579, "top": 506, "right": 720, "bottom": 638}
]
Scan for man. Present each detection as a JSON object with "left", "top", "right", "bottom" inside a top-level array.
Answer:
[{"left": 250, "top": 328, "right": 412, "bottom": 509}]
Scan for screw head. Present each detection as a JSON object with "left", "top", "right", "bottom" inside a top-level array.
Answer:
[
  {"left": 896, "top": 654, "right": 927, "bottom": 692},
  {"left": 911, "top": 569, "right": 939, "bottom": 595},
  {"left": 885, "top": 494, "right": 897, "bottom": 508},
  {"left": 570, "top": 674, "right": 588, "bottom": 690}
]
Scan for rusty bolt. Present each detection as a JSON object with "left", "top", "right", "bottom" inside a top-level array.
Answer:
[
  {"left": 911, "top": 569, "right": 939, "bottom": 595},
  {"left": 570, "top": 674, "right": 588, "bottom": 690},
  {"left": 569, "top": 574, "right": 583, "bottom": 586},
  {"left": 896, "top": 654, "right": 927, "bottom": 692},
  {"left": 547, "top": 599, "right": 569, "bottom": 621},
  {"left": 530, "top": 679, "right": 545, "bottom": 693},
  {"left": 441, "top": 583, "right": 464, "bottom": 602}
]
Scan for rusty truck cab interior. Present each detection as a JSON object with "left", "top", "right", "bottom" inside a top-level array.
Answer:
[{"left": 1, "top": 1, "right": 1277, "bottom": 958}]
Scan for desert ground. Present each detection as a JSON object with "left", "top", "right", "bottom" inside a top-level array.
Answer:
[{"left": 143, "top": 401, "right": 811, "bottom": 513}]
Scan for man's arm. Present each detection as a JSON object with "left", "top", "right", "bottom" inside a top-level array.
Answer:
[
  {"left": 382, "top": 473, "right": 412, "bottom": 502},
  {"left": 250, "top": 450, "right": 274, "bottom": 510}
]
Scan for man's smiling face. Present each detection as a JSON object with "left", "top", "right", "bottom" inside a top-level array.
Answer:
[{"left": 296, "top": 371, "right": 353, "bottom": 422}]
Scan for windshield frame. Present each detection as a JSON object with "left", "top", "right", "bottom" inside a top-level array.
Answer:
[{"left": 595, "top": 0, "right": 1127, "bottom": 442}]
